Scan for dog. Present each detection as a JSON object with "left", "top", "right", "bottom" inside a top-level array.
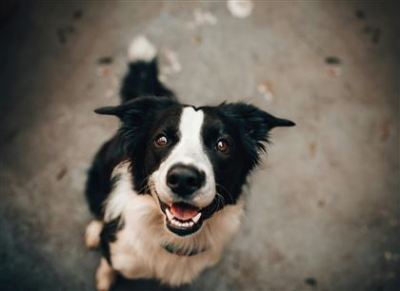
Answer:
[{"left": 84, "top": 36, "right": 295, "bottom": 291}]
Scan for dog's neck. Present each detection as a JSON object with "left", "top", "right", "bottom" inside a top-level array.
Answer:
[{"left": 162, "top": 242, "right": 207, "bottom": 256}]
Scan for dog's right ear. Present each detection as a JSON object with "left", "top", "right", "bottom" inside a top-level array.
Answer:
[
  {"left": 94, "top": 106, "right": 123, "bottom": 117},
  {"left": 95, "top": 97, "right": 178, "bottom": 155},
  {"left": 94, "top": 96, "right": 177, "bottom": 121}
]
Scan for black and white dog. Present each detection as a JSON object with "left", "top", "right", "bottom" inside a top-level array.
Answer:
[{"left": 84, "top": 36, "right": 295, "bottom": 291}]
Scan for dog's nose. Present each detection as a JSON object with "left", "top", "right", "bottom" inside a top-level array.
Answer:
[{"left": 166, "top": 164, "right": 205, "bottom": 197}]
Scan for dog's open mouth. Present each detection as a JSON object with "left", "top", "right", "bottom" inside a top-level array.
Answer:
[{"left": 158, "top": 200, "right": 204, "bottom": 236}]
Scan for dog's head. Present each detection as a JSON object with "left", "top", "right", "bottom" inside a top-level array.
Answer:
[{"left": 96, "top": 97, "right": 294, "bottom": 236}]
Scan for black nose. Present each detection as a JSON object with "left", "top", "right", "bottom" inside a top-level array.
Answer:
[{"left": 166, "top": 164, "right": 205, "bottom": 197}]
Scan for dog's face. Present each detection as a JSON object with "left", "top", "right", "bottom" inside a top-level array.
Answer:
[{"left": 96, "top": 97, "right": 294, "bottom": 236}]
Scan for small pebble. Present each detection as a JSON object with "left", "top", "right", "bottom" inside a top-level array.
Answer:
[
  {"left": 98, "top": 56, "right": 113, "bottom": 65},
  {"left": 384, "top": 252, "right": 393, "bottom": 261},
  {"left": 325, "top": 56, "right": 341, "bottom": 65},
  {"left": 73, "top": 9, "right": 83, "bottom": 20},
  {"left": 257, "top": 83, "right": 274, "bottom": 102},
  {"left": 227, "top": 0, "right": 254, "bottom": 18},
  {"left": 355, "top": 10, "right": 365, "bottom": 20},
  {"left": 304, "top": 277, "right": 317, "bottom": 287},
  {"left": 327, "top": 66, "right": 342, "bottom": 77}
]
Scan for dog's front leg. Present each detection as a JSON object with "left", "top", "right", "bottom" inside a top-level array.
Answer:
[
  {"left": 85, "top": 220, "right": 104, "bottom": 249},
  {"left": 96, "top": 258, "right": 116, "bottom": 291}
]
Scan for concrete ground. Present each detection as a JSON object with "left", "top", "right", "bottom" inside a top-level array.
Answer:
[{"left": 0, "top": 1, "right": 399, "bottom": 291}]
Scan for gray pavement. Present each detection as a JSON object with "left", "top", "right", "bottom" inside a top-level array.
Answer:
[{"left": 0, "top": 1, "right": 399, "bottom": 291}]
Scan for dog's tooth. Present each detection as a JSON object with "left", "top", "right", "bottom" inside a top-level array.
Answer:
[
  {"left": 171, "top": 218, "right": 179, "bottom": 226},
  {"left": 192, "top": 212, "right": 202, "bottom": 223},
  {"left": 165, "top": 208, "right": 174, "bottom": 221},
  {"left": 183, "top": 222, "right": 189, "bottom": 228}
]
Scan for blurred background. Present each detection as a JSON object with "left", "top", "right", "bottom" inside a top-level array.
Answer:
[{"left": 0, "top": 1, "right": 399, "bottom": 291}]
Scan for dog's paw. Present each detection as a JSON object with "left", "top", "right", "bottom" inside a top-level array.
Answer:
[
  {"left": 96, "top": 258, "right": 116, "bottom": 291},
  {"left": 85, "top": 220, "right": 103, "bottom": 249}
]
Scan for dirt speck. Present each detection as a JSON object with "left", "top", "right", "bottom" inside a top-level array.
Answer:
[
  {"left": 96, "top": 66, "right": 112, "bottom": 77},
  {"left": 304, "top": 277, "right": 318, "bottom": 287},
  {"left": 57, "top": 25, "right": 76, "bottom": 44},
  {"left": 325, "top": 56, "right": 341, "bottom": 65},
  {"left": 309, "top": 141, "right": 317, "bottom": 158},
  {"left": 56, "top": 166, "right": 68, "bottom": 180},
  {"left": 98, "top": 56, "right": 113, "bottom": 65},
  {"left": 191, "top": 35, "right": 201, "bottom": 46},
  {"left": 325, "top": 58, "right": 342, "bottom": 77},
  {"left": 73, "top": 10, "right": 83, "bottom": 20},
  {"left": 380, "top": 121, "right": 390, "bottom": 141},
  {"left": 327, "top": 66, "right": 342, "bottom": 77},
  {"left": 355, "top": 10, "right": 365, "bottom": 20},
  {"left": 257, "top": 80, "right": 274, "bottom": 102},
  {"left": 265, "top": 243, "right": 286, "bottom": 264},
  {"left": 384, "top": 252, "right": 393, "bottom": 261}
]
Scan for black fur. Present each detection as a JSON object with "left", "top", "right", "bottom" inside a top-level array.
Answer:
[
  {"left": 85, "top": 59, "right": 178, "bottom": 218},
  {"left": 85, "top": 136, "right": 126, "bottom": 218},
  {"left": 85, "top": 48, "right": 294, "bottom": 245},
  {"left": 198, "top": 103, "right": 295, "bottom": 207},
  {"left": 100, "top": 215, "right": 124, "bottom": 265}
]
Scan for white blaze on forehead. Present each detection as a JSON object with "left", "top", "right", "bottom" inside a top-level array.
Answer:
[
  {"left": 152, "top": 106, "right": 216, "bottom": 208},
  {"left": 179, "top": 107, "right": 204, "bottom": 153},
  {"left": 170, "top": 106, "right": 208, "bottom": 167}
]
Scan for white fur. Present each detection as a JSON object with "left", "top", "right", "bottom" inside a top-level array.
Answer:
[
  {"left": 104, "top": 161, "right": 135, "bottom": 222},
  {"left": 151, "top": 107, "right": 216, "bottom": 208},
  {"left": 85, "top": 220, "right": 103, "bottom": 249},
  {"left": 128, "top": 35, "right": 157, "bottom": 62},
  {"left": 101, "top": 162, "right": 244, "bottom": 287}
]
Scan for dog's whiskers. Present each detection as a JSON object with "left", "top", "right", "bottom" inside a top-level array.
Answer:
[{"left": 216, "top": 183, "right": 235, "bottom": 205}]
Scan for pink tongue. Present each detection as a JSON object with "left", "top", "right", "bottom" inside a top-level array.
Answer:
[{"left": 170, "top": 203, "right": 199, "bottom": 220}]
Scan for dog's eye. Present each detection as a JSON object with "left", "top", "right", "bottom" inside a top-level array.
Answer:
[
  {"left": 216, "top": 139, "right": 229, "bottom": 153},
  {"left": 155, "top": 134, "right": 169, "bottom": 147}
]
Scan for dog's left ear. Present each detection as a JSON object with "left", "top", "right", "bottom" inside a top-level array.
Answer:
[{"left": 219, "top": 102, "right": 295, "bottom": 142}]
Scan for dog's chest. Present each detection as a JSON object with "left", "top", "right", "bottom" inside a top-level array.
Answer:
[
  {"left": 108, "top": 195, "right": 223, "bottom": 286},
  {"left": 104, "top": 162, "right": 245, "bottom": 286}
]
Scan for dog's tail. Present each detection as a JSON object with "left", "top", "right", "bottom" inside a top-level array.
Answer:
[{"left": 120, "top": 36, "right": 176, "bottom": 104}]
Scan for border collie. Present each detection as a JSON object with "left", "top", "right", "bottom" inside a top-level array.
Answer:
[{"left": 84, "top": 36, "right": 295, "bottom": 291}]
